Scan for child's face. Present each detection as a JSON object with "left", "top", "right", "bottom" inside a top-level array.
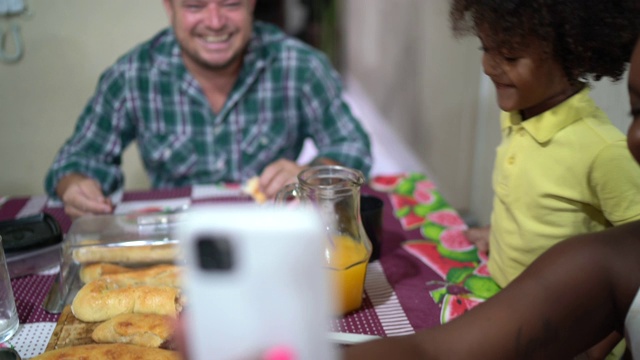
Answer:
[
  {"left": 479, "top": 33, "right": 573, "bottom": 119},
  {"left": 627, "top": 39, "right": 640, "bottom": 164}
]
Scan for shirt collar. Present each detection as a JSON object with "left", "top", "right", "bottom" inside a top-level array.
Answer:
[{"left": 500, "top": 87, "right": 595, "bottom": 143}]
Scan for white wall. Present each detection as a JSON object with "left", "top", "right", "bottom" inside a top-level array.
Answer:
[
  {"left": 0, "top": 0, "right": 165, "bottom": 196},
  {"left": 343, "top": 0, "right": 481, "bottom": 212}
]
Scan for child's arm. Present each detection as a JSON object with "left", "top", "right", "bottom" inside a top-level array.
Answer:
[
  {"left": 344, "top": 221, "right": 640, "bottom": 359},
  {"left": 464, "top": 226, "right": 491, "bottom": 253}
]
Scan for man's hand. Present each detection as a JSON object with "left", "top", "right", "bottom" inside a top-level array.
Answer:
[
  {"left": 464, "top": 225, "right": 491, "bottom": 254},
  {"left": 56, "top": 173, "right": 113, "bottom": 219},
  {"left": 259, "top": 159, "right": 307, "bottom": 199}
]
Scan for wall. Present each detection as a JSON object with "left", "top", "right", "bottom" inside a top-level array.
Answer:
[
  {"left": 343, "top": 0, "right": 481, "bottom": 212},
  {"left": 0, "top": 0, "right": 165, "bottom": 197}
]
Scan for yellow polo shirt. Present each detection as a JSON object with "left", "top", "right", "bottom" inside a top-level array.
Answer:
[{"left": 488, "top": 88, "right": 640, "bottom": 287}]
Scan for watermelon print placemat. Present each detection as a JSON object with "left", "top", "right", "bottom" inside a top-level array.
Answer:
[{"left": 370, "top": 173, "right": 501, "bottom": 326}]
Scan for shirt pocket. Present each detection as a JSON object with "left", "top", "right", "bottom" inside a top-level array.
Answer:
[
  {"left": 242, "top": 117, "right": 295, "bottom": 157},
  {"left": 140, "top": 133, "right": 198, "bottom": 181}
]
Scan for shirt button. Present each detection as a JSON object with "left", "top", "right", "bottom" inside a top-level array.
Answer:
[
  {"left": 260, "top": 137, "right": 269, "bottom": 145},
  {"left": 162, "top": 148, "right": 172, "bottom": 160},
  {"left": 507, "top": 156, "right": 516, "bottom": 165},
  {"left": 216, "top": 158, "right": 225, "bottom": 169},
  {"left": 214, "top": 126, "right": 223, "bottom": 135},
  {"left": 519, "top": 129, "right": 527, "bottom": 137}
]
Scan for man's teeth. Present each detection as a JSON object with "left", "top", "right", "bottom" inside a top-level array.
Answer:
[{"left": 203, "top": 34, "right": 230, "bottom": 43}]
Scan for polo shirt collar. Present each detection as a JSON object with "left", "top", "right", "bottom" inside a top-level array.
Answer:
[{"left": 500, "top": 87, "right": 595, "bottom": 143}]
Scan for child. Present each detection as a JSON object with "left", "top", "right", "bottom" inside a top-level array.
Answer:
[
  {"left": 451, "top": 1, "right": 640, "bottom": 288},
  {"left": 456, "top": 0, "right": 640, "bottom": 357},
  {"left": 343, "top": 33, "right": 640, "bottom": 359},
  {"left": 454, "top": 0, "right": 640, "bottom": 357}
]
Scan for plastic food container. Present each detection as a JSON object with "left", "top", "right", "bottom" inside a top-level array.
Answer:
[
  {"left": 1, "top": 213, "right": 64, "bottom": 279},
  {"left": 43, "top": 212, "right": 182, "bottom": 314}
]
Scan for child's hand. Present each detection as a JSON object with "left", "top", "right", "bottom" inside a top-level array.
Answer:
[{"left": 464, "top": 226, "right": 491, "bottom": 254}]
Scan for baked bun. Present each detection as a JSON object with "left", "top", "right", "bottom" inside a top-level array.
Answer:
[
  {"left": 242, "top": 176, "right": 267, "bottom": 204},
  {"left": 79, "top": 263, "right": 133, "bottom": 283},
  {"left": 31, "top": 343, "right": 180, "bottom": 360},
  {"left": 92, "top": 313, "right": 175, "bottom": 348},
  {"left": 71, "top": 278, "right": 182, "bottom": 322},
  {"left": 81, "top": 264, "right": 181, "bottom": 287},
  {"left": 73, "top": 244, "right": 179, "bottom": 265}
]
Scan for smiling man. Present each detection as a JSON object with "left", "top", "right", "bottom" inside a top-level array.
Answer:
[{"left": 45, "top": 0, "right": 372, "bottom": 218}]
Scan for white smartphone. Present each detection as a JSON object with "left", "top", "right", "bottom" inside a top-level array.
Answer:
[{"left": 179, "top": 204, "right": 337, "bottom": 360}]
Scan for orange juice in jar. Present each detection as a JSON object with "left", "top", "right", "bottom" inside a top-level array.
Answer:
[
  {"left": 274, "top": 166, "right": 373, "bottom": 315},
  {"left": 326, "top": 234, "right": 371, "bottom": 315}
]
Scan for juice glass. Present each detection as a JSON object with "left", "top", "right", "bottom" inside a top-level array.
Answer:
[{"left": 276, "top": 166, "right": 372, "bottom": 315}]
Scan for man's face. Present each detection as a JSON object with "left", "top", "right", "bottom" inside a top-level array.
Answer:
[
  {"left": 627, "top": 38, "right": 640, "bottom": 164},
  {"left": 164, "top": 0, "right": 255, "bottom": 72},
  {"left": 479, "top": 32, "right": 572, "bottom": 120}
]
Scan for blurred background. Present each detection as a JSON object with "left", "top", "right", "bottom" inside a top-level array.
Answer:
[{"left": 0, "top": 0, "right": 631, "bottom": 226}]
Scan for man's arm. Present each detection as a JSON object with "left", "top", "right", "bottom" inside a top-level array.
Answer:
[{"left": 44, "top": 65, "right": 133, "bottom": 215}]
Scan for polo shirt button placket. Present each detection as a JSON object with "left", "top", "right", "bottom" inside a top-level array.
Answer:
[{"left": 507, "top": 155, "right": 516, "bottom": 165}]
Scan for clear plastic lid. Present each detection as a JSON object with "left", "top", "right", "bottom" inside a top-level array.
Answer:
[{"left": 43, "top": 212, "right": 183, "bottom": 314}]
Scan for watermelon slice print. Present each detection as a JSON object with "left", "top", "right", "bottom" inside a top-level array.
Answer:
[
  {"left": 404, "top": 241, "right": 476, "bottom": 278},
  {"left": 421, "top": 222, "right": 445, "bottom": 240},
  {"left": 400, "top": 213, "right": 426, "bottom": 230},
  {"left": 463, "top": 275, "right": 501, "bottom": 299},
  {"left": 415, "top": 179, "right": 437, "bottom": 192},
  {"left": 437, "top": 229, "right": 480, "bottom": 262},
  {"left": 395, "top": 178, "right": 416, "bottom": 196},
  {"left": 389, "top": 194, "right": 418, "bottom": 211},
  {"left": 440, "top": 294, "right": 484, "bottom": 324},
  {"left": 370, "top": 174, "right": 407, "bottom": 192},
  {"left": 473, "top": 262, "right": 490, "bottom": 277},
  {"left": 414, "top": 180, "right": 438, "bottom": 204},
  {"left": 440, "top": 229, "right": 474, "bottom": 252},
  {"left": 428, "top": 210, "right": 467, "bottom": 229}
]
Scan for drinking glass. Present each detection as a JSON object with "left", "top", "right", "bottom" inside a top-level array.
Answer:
[{"left": 0, "top": 236, "right": 19, "bottom": 343}]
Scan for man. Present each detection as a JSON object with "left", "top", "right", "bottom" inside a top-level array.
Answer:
[{"left": 45, "top": 0, "right": 372, "bottom": 218}]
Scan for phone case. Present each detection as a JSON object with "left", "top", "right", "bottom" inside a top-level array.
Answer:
[{"left": 179, "top": 204, "right": 337, "bottom": 360}]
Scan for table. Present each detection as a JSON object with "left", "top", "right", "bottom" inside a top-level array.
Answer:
[{"left": 0, "top": 173, "right": 493, "bottom": 358}]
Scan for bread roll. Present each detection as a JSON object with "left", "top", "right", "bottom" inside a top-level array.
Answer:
[
  {"left": 31, "top": 343, "right": 180, "bottom": 360},
  {"left": 79, "top": 263, "right": 132, "bottom": 283},
  {"left": 73, "top": 244, "right": 179, "bottom": 264},
  {"left": 80, "top": 263, "right": 181, "bottom": 287},
  {"left": 71, "top": 278, "right": 182, "bottom": 322},
  {"left": 243, "top": 176, "right": 267, "bottom": 204},
  {"left": 92, "top": 313, "right": 174, "bottom": 348}
]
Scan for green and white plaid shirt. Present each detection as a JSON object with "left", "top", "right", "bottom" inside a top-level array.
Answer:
[{"left": 45, "top": 22, "right": 372, "bottom": 197}]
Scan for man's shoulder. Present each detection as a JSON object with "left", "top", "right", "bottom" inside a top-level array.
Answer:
[
  {"left": 110, "top": 27, "right": 176, "bottom": 74},
  {"left": 254, "top": 21, "right": 330, "bottom": 68}
]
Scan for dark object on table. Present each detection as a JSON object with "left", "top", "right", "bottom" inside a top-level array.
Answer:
[
  {"left": 0, "top": 213, "right": 63, "bottom": 278},
  {"left": 0, "top": 348, "right": 22, "bottom": 360},
  {"left": 360, "top": 195, "right": 384, "bottom": 261}
]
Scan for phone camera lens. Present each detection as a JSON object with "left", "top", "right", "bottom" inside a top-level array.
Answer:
[{"left": 196, "top": 236, "right": 233, "bottom": 271}]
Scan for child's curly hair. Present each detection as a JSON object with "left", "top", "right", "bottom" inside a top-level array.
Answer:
[{"left": 450, "top": 0, "right": 640, "bottom": 84}]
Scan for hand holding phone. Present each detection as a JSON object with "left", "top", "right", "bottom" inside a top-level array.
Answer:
[{"left": 179, "top": 204, "right": 336, "bottom": 360}]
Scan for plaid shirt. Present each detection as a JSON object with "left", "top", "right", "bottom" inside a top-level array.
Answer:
[{"left": 45, "top": 22, "right": 372, "bottom": 197}]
